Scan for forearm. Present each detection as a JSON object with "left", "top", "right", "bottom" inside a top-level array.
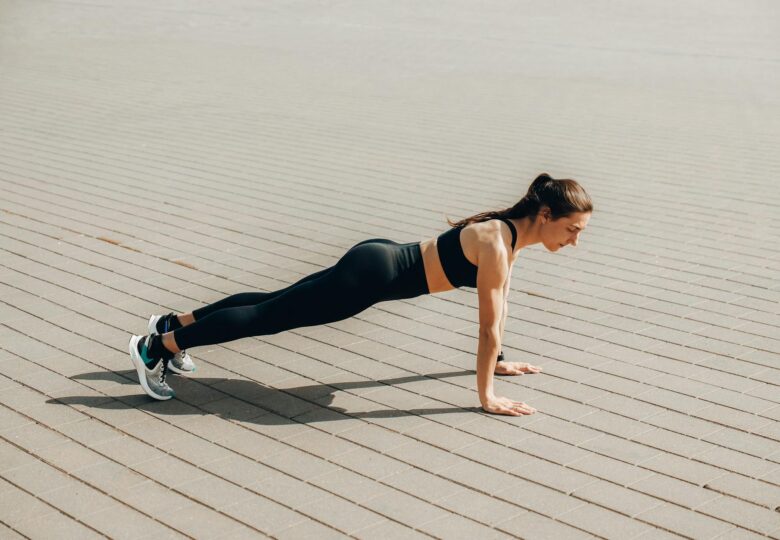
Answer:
[{"left": 476, "top": 328, "right": 501, "bottom": 404}]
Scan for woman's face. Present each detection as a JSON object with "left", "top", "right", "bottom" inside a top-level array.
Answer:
[{"left": 540, "top": 211, "right": 591, "bottom": 252}]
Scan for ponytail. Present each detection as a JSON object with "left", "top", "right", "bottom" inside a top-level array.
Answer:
[{"left": 446, "top": 173, "right": 592, "bottom": 228}]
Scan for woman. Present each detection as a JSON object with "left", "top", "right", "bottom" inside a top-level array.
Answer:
[{"left": 129, "top": 173, "right": 593, "bottom": 416}]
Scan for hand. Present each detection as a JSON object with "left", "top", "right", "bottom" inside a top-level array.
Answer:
[
  {"left": 495, "top": 360, "right": 542, "bottom": 376},
  {"left": 481, "top": 395, "right": 536, "bottom": 416}
]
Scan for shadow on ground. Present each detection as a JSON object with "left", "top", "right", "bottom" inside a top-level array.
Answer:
[{"left": 48, "top": 369, "right": 482, "bottom": 425}]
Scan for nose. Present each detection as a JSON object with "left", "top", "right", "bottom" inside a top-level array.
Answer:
[{"left": 570, "top": 233, "right": 579, "bottom": 247}]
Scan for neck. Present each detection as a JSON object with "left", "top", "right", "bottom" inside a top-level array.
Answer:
[{"left": 508, "top": 216, "right": 542, "bottom": 251}]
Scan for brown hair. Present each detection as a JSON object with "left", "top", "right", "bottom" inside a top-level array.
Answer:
[{"left": 446, "top": 173, "right": 593, "bottom": 228}]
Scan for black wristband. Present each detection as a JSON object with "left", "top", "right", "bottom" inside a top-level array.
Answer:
[{"left": 497, "top": 351, "right": 505, "bottom": 362}]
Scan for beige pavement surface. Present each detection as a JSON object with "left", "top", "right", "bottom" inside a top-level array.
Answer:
[{"left": 1, "top": 0, "right": 780, "bottom": 538}]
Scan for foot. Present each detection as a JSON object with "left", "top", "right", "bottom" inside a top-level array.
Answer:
[
  {"left": 128, "top": 335, "right": 175, "bottom": 400},
  {"left": 147, "top": 314, "right": 196, "bottom": 374}
]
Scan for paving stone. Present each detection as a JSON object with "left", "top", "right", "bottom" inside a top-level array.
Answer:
[
  {"left": 703, "top": 472, "right": 780, "bottom": 508},
  {"left": 159, "top": 502, "right": 254, "bottom": 538},
  {"left": 510, "top": 434, "right": 592, "bottom": 466},
  {"left": 300, "top": 493, "right": 386, "bottom": 534},
  {"left": 352, "top": 518, "right": 433, "bottom": 539},
  {"left": 363, "top": 490, "right": 452, "bottom": 529},
  {"left": 0, "top": 521, "right": 33, "bottom": 540},
  {"left": 331, "top": 446, "right": 412, "bottom": 481},
  {"left": 571, "top": 479, "right": 664, "bottom": 517},
  {"left": 14, "top": 510, "right": 105, "bottom": 540},
  {"left": 696, "top": 495, "right": 780, "bottom": 536},
  {"left": 273, "top": 518, "right": 346, "bottom": 540},
  {"left": 261, "top": 444, "right": 342, "bottom": 480},
  {"left": 702, "top": 427, "right": 780, "bottom": 459},
  {"left": 437, "top": 488, "right": 526, "bottom": 527},
  {"left": 454, "top": 439, "right": 536, "bottom": 471},
  {"left": 713, "top": 527, "right": 776, "bottom": 540},
  {"left": 557, "top": 501, "right": 657, "bottom": 539},
  {"left": 312, "top": 467, "right": 396, "bottom": 503},
  {"left": 495, "top": 478, "right": 585, "bottom": 518},
  {"left": 176, "top": 474, "right": 256, "bottom": 511},
  {"left": 629, "top": 474, "right": 720, "bottom": 509},
  {"left": 251, "top": 470, "right": 329, "bottom": 510},
  {"left": 695, "top": 446, "right": 780, "bottom": 479},
  {"left": 631, "top": 428, "right": 716, "bottom": 458},
  {"left": 2, "top": 458, "right": 73, "bottom": 497},
  {"left": 419, "top": 512, "right": 510, "bottom": 539},
  {"left": 579, "top": 434, "right": 661, "bottom": 465},
  {"left": 635, "top": 503, "right": 735, "bottom": 539},
  {"left": 382, "top": 467, "right": 464, "bottom": 504},
  {"left": 497, "top": 512, "right": 596, "bottom": 540},
  {"left": 512, "top": 454, "right": 598, "bottom": 494},
  {"left": 117, "top": 480, "right": 194, "bottom": 517},
  {"left": 81, "top": 502, "right": 182, "bottom": 539}
]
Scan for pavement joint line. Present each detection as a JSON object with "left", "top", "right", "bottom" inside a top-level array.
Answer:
[{"left": 2, "top": 323, "right": 778, "bottom": 538}]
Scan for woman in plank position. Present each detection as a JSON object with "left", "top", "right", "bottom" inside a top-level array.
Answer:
[{"left": 129, "top": 173, "right": 592, "bottom": 416}]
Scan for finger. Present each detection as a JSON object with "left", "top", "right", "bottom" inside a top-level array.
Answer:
[
  {"left": 491, "top": 405, "right": 520, "bottom": 416},
  {"left": 513, "top": 401, "right": 537, "bottom": 413}
]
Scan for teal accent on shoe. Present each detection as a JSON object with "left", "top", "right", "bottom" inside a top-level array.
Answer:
[{"left": 138, "top": 338, "right": 156, "bottom": 367}]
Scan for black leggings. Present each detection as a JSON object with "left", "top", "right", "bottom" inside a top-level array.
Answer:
[{"left": 173, "top": 239, "right": 430, "bottom": 350}]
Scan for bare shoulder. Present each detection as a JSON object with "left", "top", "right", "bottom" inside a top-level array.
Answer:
[
  {"left": 470, "top": 222, "right": 509, "bottom": 280},
  {"left": 462, "top": 220, "right": 510, "bottom": 267}
]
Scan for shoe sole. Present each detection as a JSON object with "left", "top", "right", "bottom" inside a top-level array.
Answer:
[
  {"left": 128, "top": 335, "right": 173, "bottom": 401},
  {"left": 147, "top": 315, "right": 195, "bottom": 375}
]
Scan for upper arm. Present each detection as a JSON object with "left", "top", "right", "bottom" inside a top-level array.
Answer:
[{"left": 476, "top": 239, "right": 509, "bottom": 333}]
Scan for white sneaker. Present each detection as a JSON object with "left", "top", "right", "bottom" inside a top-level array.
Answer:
[
  {"left": 128, "top": 335, "right": 174, "bottom": 400},
  {"left": 147, "top": 314, "right": 196, "bottom": 374}
]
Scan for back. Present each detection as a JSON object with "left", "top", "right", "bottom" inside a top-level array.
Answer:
[{"left": 437, "top": 218, "right": 517, "bottom": 288}]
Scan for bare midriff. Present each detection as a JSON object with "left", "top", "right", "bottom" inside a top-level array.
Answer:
[
  {"left": 419, "top": 237, "right": 457, "bottom": 294},
  {"left": 420, "top": 220, "right": 518, "bottom": 294}
]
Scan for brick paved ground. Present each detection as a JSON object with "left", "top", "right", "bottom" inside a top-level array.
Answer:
[{"left": 1, "top": 0, "right": 779, "bottom": 538}]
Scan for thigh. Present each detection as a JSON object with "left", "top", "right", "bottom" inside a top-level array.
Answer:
[{"left": 192, "top": 267, "right": 334, "bottom": 319}]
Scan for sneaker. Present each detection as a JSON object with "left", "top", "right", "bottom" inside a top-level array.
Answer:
[
  {"left": 128, "top": 335, "right": 175, "bottom": 400},
  {"left": 147, "top": 314, "right": 196, "bottom": 374}
]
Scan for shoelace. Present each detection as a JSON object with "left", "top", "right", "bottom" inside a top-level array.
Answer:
[{"left": 159, "top": 359, "right": 169, "bottom": 385}]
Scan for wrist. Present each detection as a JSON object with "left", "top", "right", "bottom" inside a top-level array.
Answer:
[{"left": 479, "top": 390, "right": 496, "bottom": 405}]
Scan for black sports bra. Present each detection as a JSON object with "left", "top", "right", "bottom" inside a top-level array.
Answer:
[{"left": 436, "top": 218, "right": 517, "bottom": 288}]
